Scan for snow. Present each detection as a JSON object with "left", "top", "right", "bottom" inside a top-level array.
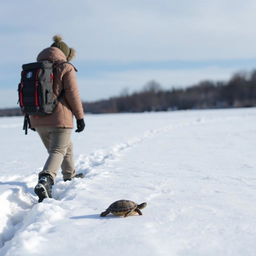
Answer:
[{"left": 0, "top": 108, "right": 256, "bottom": 256}]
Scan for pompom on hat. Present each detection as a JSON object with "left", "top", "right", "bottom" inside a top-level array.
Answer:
[{"left": 51, "top": 35, "right": 76, "bottom": 61}]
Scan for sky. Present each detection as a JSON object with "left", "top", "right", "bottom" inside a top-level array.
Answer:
[{"left": 1, "top": 0, "right": 256, "bottom": 108}]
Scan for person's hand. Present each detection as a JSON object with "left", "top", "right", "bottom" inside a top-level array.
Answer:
[{"left": 75, "top": 119, "right": 85, "bottom": 132}]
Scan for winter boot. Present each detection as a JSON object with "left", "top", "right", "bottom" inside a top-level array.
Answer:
[
  {"left": 34, "top": 174, "right": 54, "bottom": 202},
  {"left": 63, "top": 173, "right": 85, "bottom": 182}
]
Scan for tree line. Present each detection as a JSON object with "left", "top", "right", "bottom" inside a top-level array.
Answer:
[
  {"left": 1, "top": 69, "right": 256, "bottom": 117},
  {"left": 84, "top": 70, "right": 256, "bottom": 113}
]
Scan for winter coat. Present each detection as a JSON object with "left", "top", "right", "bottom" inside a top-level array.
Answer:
[{"left": 30, "top": 47, "right": 84, "bottom": 128}]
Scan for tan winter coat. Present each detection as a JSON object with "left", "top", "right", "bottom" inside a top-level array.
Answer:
[{"left": 30, "top": 47, "right": 84, "bottom": 128}]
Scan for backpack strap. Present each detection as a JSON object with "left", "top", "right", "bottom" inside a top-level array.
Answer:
[
  {"left": 23, "top": 114, "right": 32, "bottom": 135},
  {"left": 53, "top": 61, "right": 77, "bottom": 72},
  {"left": 67, "top": 62, "right": 78, "bottom": 72}
]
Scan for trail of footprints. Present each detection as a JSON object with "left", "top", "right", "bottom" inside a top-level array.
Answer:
[{"left": 0, "top": 117, "right": 223, "bottom": 253}]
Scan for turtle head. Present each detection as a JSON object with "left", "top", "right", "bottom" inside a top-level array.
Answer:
[{"left": 138, "top": 202, "right": 147, "bottom": 209}]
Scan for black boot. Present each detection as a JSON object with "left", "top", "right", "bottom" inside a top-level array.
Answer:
[
  {"left": 63, "top": 173, "right": 85, "bottom": 182},
  {"left": 34, "top": 174, "right": 54, "bottom": 202}
]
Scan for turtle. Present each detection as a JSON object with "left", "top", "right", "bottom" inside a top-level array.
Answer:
[{"left": 100, "top": 200, "right": 147, "bottom": 217}]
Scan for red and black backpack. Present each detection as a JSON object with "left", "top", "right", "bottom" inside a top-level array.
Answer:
[
  {"left": 18, "top": 61, "right": 60, "bottom": 116},
  {"left": 18, "top": 61, "right": 77, "bottom": 134},
  {"left": 18, "top": 61, "right": 65, "bottom": 134}
]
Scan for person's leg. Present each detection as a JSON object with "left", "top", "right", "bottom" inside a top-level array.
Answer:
[
  {"left": 35, "top": 127, "right": 72, "bottom": 202},
  {"left": 61, "top": 142, "right": 76, "bottom": 181},
  {"left": 36, "top": 126, "right": 50, "bottom": 151},
  {"left": 34, "top": 127, "right": 54, "bottom": 201},
  {"left": 38, "top": 127, "right": 73, "bottom": 180}
]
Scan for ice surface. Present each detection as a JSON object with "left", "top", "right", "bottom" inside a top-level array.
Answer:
[{"left": 0, "top": 108, "right": 256, "bottom": 256}]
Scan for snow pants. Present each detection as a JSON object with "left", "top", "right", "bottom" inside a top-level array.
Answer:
[{"left": 36, "top": 127, "right": 75, "bottom": 182}]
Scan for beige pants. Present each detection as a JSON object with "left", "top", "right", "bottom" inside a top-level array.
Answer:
[{"left": 36, "top": 127, "right": 75, "bottom": 181}]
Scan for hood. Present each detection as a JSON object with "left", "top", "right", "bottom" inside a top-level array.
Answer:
[{"left": 37, "top": 47, "right": 67, "bottom": 62}]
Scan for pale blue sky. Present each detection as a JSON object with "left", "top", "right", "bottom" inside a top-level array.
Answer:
[{"left": 1, "top": 0, "right": 256, "bottom": 108}]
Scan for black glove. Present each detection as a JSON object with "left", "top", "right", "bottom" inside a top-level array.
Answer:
[{"left": 75, "top": 119, "right": 85, "bottom": 132}]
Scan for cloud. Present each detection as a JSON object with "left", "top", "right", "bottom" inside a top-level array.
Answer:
[
  {"left": 1, "top": 0, "right": 256, "bottom": 62},
  {"left": 1, "top": 0, "right": 256, "bottom": 108}
]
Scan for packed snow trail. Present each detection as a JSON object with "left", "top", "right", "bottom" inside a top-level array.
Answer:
[
  {"left": 0, "top": 110, "right": 210, "bottom": 250},
  {"left": 0, "top": 108, "right": 256, "bottom": 255}
]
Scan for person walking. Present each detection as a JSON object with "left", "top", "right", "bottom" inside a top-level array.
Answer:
[{"left": 31, "top": 35, "right": 85, "bottom": 202}]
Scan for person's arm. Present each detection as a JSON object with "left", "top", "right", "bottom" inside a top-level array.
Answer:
[{"left": 62, "top": 65, "right": 84, "bottom": 120}]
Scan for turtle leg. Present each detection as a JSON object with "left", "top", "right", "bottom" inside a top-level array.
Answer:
[
  {"left": 100, "top": 210, "right": 110, "bottom": 217},
  {"left": 124, "top": 210, "right": 135, "bottom": 217},
  {"left": 135, "top": 208, "right": 143, "bottom": 215}
]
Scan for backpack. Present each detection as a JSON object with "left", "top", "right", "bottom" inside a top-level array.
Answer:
[{"left": 18, "top": 61, "right": 65, "bottom": 134}]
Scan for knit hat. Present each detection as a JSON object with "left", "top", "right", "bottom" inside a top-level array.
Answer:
[{"left": 51, "top": 35, "right": 76, "bottom": 61}]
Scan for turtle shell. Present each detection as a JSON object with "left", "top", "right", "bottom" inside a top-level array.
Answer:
[{"left": 108, "top": 200, "right": 137, "bottom": 216}]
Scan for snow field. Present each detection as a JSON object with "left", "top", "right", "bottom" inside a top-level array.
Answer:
[{"left": 0, "top": 108, "right": 256, "bottom": 255}]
